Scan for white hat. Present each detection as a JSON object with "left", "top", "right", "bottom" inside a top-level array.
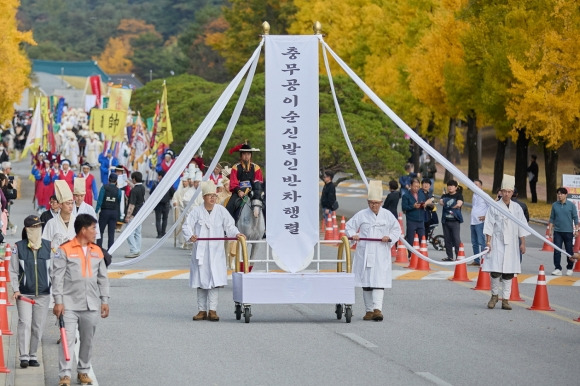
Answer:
[
  {"left": 74, "top": 177, "right": 86, "bottom": 195},
  {"left": 187, "top": 163, "right": 198, "bottom": 176},
  {"left": 201, "top": 181, "right": 217, "bottom": 196},
  {"left": 55, "top": 180, "right": 73, "bottom": 203},
  {"left": 367, "top": 180, "right": 383, "bottom": 201},
  {"left": 501, "top": 174, "right": 515, "bottom": 191},
  {"left": 216, "top": 180, "right": 224, "bottom": 188},
  {"left": 194, "top": 171, "right": 203, "bottom": 182},
  {"left": 181, "top": 172, "right": 189, "bottom": 181},
  {"left": 222, "top": 166, "right": 231, "bottom": 178}
]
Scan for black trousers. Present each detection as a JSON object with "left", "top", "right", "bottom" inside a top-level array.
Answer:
[
  {"left": 155, "top": 203, "right": 170, "bottom": 236},
  {"left": 98, "top": 209, "right": 118, "bottom": 250},
  {"left": 442, "top": 220, "right": 461, "bottom": 260},
  {"left": 529, "top": 180, "right": 537, "bottom": 203}
]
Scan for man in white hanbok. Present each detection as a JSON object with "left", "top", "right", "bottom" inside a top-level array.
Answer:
[
  {"left": 482, "top": 175, "right": 529, "bottom": 310},
  {"left": 72, "top": 178, "right": 100, "bottom": 241},
  {"left": 182, "top": 181, "right": 244, "bottom": 322},
  {"left": 42, "top": 181, "right": 77, "bottom": 248},
  {"left": 346, "top": 180, "right": 401, "bottom": 322}
]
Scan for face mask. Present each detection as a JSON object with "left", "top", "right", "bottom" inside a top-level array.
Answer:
[{"left": 26, "top": 227, "right": 42, "bottom": 250}]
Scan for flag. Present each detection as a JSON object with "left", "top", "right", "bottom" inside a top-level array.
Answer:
[
  {"left": 131, "top": 113, "right": 149, "bottom": 168},
  {"left": 90, "top": 75, "right": 102, "bottom": 107},
  {"left": 109, "top": 88, "right": 132, "bottom": 112},
  {"left": 157, "top": 81, "right": 173, "bottom": 146},
  {"left": 21, "top": 101, "right": 43, "bottom": 159},
  {"left": 90, "top": 109, "right": 127, "bottom": 140},
  {"left": 149, "top": 100, "right": 160, "bottom": 149}
]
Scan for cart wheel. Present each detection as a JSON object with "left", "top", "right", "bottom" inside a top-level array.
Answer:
[
  {"left": 244, "top": 307, "right": 251, "bottom": 323},
  {"left": 335, "top": 304, "right": 343, "bottom": 320},
  {"left": 235, "top": 304, "right": 242, "bottom": 320},
  {"left": 433, "top": 235, "right": 445, "bottom": 251},
  {"left": 345, "top": 307, "right": 352, "bottom": 323}
]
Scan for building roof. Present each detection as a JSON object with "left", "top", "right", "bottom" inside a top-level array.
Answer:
[
  {"left": 32, "top": 60, "right": 108, "bottom": 80},
  {"left": 107, "top": 74, "right": 144, "bottom": 89}
]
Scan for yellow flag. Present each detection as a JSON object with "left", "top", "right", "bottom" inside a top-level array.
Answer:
[
  {"left": 157, "top": 82, "right": 173, "bottom": 146},
  {"left": 109, "top": 88, "right": 132, "bottom": 112},
  {"left": 40, "top": 97, "right": 50, "bottom": 149},
  {"left": 90, "top": 109, "right": 127, "bottom": 140}
]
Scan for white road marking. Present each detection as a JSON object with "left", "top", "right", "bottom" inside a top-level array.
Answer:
[
  {"left": 339, "top": 332, "right": 378, "bottom": 348},
  {"left": 416, "top": 372, "right": 453, "bottom": 386}
]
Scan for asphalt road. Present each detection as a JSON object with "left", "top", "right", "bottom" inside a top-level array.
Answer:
[{"left": 5, "top": 161, "right": 580, "bottom": 386}]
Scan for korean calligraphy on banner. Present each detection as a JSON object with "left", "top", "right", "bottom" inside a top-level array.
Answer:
[{"left": 265, "top": 36, "right": 319, "bottom": 273}]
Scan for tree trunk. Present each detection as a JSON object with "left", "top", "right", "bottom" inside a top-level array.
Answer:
[
  {"left": 444, "top": 118, "right": 456, "bottom": 183},
  {"left": 466, "top": 111, "right": 478, "bottom": 181},
  {"left": 492, "top": 138, "right": 507, "bottom": 194},
  {"left": 514, "top": 128, "right": 529, "bottom": 199},
  {"left": 544, "top": 145, "right": 558, "bottom": 203}
]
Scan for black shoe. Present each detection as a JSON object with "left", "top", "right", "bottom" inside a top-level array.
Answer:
[
  {"left": 20, "top": 360, "right": 29, "bottom": 368},
  {"left": 28, "top": 359, "right": 40, "bottom": 367},
  {"left": 156, "top": 235, "right": 163, "bottom": 239},
  {"left": 442, "top": 257, "right": 453, "bottom": 262}
]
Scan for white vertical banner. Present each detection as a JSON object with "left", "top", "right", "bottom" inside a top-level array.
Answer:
[
  {"left": 562, "top": 174, "right": 580, "bottom": 219},
  {"left": 265, "top": 35, "right": 319, "bottom": 273}
]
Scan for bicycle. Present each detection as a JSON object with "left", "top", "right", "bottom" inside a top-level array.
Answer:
[{"left": 427, "top": 223, "right": 445, "bottom": 251}]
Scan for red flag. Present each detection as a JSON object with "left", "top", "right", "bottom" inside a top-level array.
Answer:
[{"left": 90, "top": 76, "right": 102, "bottom": 107}]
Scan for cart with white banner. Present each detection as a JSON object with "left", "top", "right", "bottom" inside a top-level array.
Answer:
[{"left": 232, "top": 236, "right": 354, "bottom": 323}]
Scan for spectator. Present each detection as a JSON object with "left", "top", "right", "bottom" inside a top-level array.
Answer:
[
  {"left": 418, "top": 155, "right": 437, "bottom": 195},
  {"left": 402, "top": 178, "right": 429, "bottom": 256},
  {"left": 527, "top": 154, "right": 539, "bottom": 203},
  {"left": 151, "top": 170, "right": 175, "bottom": 238},
  {"left": 399, "top": 163, "right": 415, "bottom": 197},
  {"left": 548, "top": 187, "right": 579, "bottom": 276},
  {"left": 439, "top": 180, "right": 464, "bottom": 261},
  {"left": 420, "top": 178, "right": 436, "bottom": 232},
  {"left": 320, "top": 171, "right": 337, "bottom": 221},
  {"left": 382, "top": 180, "right": 400, "bottom": 219},
  {"left": 470, "top": 179, "right": 489, "bottom": 266},
  {"left": 483, "top": 175, "right": 529, "bottom": 310},
  {"left": 125, "top": 171, "right": 146, "bottom": 258}
]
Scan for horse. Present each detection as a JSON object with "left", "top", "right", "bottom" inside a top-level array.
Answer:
[{"left": 234, "top": 181, "right": 265, "bottom": 268}]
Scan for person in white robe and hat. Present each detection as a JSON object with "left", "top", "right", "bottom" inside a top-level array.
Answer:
[
  {"left": 182, "top": 181, "right": 245, "bottom": 321},
  {"left": 482, "top": 174, "right": 530, "bottom": 310},
  {"left": 345, "top": 180, "right": 402, "bottom": 322},
  {"left": 72, "top": 178, "right": 100, "bottom": 241},
  {"left": 42, "top": 180, "right": 77, "bottom": 248}
]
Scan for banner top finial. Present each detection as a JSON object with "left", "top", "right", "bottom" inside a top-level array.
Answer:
[
  {"left": 313, "top": 21, "right": 322, "bottom": 35},
  {"left": 262, "top": 21, "right": 270, "bottom": 35}
]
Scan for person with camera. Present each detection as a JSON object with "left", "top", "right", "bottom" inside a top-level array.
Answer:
[
  {"left": 439, "top": 180, "right": 464, "bottom": 261},
  {"left": 402, "top": 178, "right": 430, "bottom": 256}
]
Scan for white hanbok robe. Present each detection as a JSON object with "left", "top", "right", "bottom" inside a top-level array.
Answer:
[
  {"left": 42, "top": 214, "right": 77, "bottom": 249},
  {"left": 346, "top": 208, "right": 402, "bottom": 288},
  {"left": 482, "top": 200, "right": 530, "bottom": 274},
  {"left": 86, "top": 140, "right": 100, "bottom": 166},
  {"left": 182, "top": 205, "right": 240, "bottom": 289},
  {"left": 181, "top": 186, "right": 203, "bottom": 210},
  {"left": 73, "top": 202, "right": 101, "bottom": 239}
]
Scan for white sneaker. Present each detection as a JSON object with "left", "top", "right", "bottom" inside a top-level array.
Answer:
[
  {"left": 566, "top": 270, "right": 573, "bottom": 276},
  {"left": 551, "top": 269, "right": 562, "bottom": 276}
]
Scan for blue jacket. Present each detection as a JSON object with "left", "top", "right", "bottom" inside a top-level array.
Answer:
[
  {"left": 402, "top": 190, "right": 428, "bottom": 222},
  {"left": 549, "top": 200, "right": 578, "bottom": 232}
]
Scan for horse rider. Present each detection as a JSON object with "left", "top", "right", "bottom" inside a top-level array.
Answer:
[{"left": 226, "top": 142, "right": 264, "bottom": 222}]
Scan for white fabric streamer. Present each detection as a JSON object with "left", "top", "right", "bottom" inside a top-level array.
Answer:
[
  {"left": 320, "top": 43, "right": 368, "bottom": 188},
  {"left": 318, "top": 36, "right": 567, "bottom": 257},
  {"left": 398, "top": 237, "right": 489, "bottom": 266},
  {"left": 110, "top": 39, "right": 265, "bottom": 266}
]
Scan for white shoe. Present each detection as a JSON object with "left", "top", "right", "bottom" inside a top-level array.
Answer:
[
  {"left": 566, "top": 270, "right": 573, "bottom": 276},
  {"left": 551, "top": 269, "right": 562, "bottom": 276}
]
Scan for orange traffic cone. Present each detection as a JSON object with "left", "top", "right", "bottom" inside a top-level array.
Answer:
[
  {"left": 398, "top": 213, "right": 404, "bottom": 235},
  {"left": 0, "top": 298, "right": 12, "bottom": 335},
  {"left": 449, "top": 242, "right": 470, "bottom": 281},
  {"left": 332, "top": 212, "right": 338, "bottom": 240},
  {"left": 574, "top": 259, "right": 580, "bottom": 273},
  {"left": 0, "top": 265, "right": 11, "bottom": 307},
  {"left": 324, "top": 217, "right": 333, "bottom": 241},
  {"left": 574, "top": 235, "right": 580, "bottom": 253},
  {"left": 509, "top": 274, "right": 524, "bottom": 302},
  {"left": 457, "top": 243, "right": 466, "bottom": 260},
  {"left": 0, "top": 330, "right": 9, "bottom": 373},
  {"left": 338, "top": 216, "right": 346, "bottom": 240},
  {"left": 416, "top": 236, "right": 430, "bottom": 271},
  {"left": 2, "top": 244, "right": 11, "bottom": 283},
  {"left": 395, "top": 241, "right": 408, "bottom": 263},
  {"left": 472, "top": 258, "right": 491, "bottom": 290},
  {"left": 406, "top": 234, "right": 419, "bottom": 269},
  {"left": 527, "top": 265, "right": 554, "bottom": 311},
  {"left": 541, "top": 226, "right": 554, "bottom": 252}
]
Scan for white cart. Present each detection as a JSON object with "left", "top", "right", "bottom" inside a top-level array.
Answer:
[{"left": 232, "top": 237, "right": 355, "bottom": 323}]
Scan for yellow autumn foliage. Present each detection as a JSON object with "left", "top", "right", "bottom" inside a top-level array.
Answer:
[{"left": 0, "top": 0, "right": 36, "bottom": 122}]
